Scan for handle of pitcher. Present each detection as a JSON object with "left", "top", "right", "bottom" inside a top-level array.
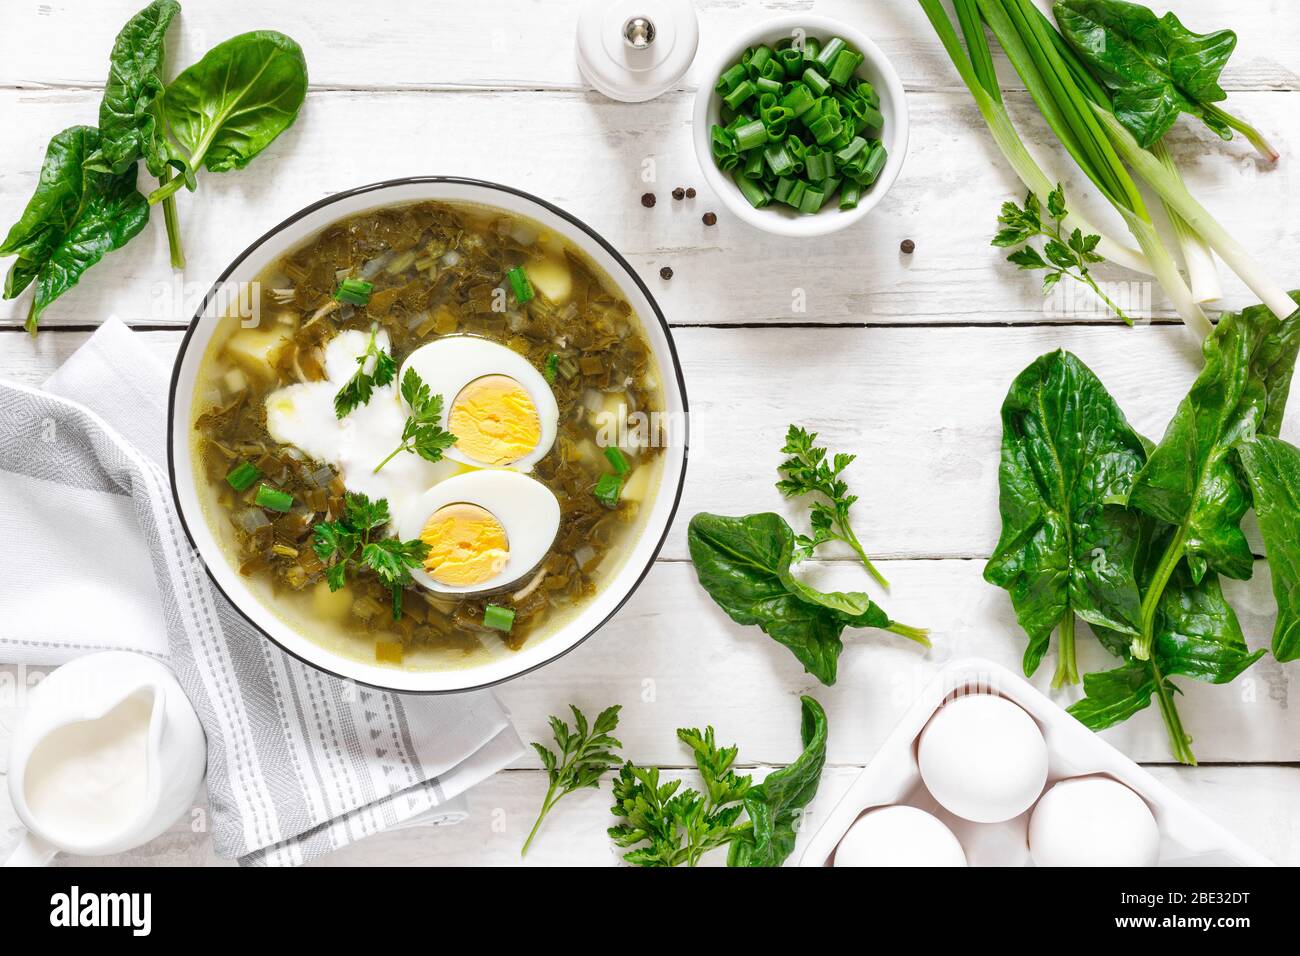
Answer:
[{"left": 3, "top": 829, "right": 58, "bottom": 867}]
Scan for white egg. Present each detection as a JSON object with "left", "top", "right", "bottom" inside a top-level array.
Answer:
[
  {"left": 399, "top": 336, "right": 559, "bottom": 472},
  {"left": 917, "top": 695, "right": 1049, "bottom": 823},
  {"left": 265, "top": 329, "right": 458, "bottom": 521},
  {"left": 1029, "top": 777, "right": 1160, "bottom": 867},
  {"left": 396, "top": 470, "right": 561, "bottom": 595},
  {"left": 833, "top": 806, "right": 967, "bottom": 867}
]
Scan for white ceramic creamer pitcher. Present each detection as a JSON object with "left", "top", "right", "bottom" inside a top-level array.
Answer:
[{"left": 4, "top": 652, "right": 206, "bottom": 865}]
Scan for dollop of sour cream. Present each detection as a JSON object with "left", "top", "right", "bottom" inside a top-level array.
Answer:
[{"left": 265, "top": 329, "right": 458, "bottom": 517}]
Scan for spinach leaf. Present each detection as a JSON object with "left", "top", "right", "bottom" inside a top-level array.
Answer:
[
  {"left": 1125, "top": 294, "right": 1300, "bottom": 657},
  {"left": 984, "top": 349, "right": 1148, "bottom": 686},
  {"left": 687, "top": 512, "right": 927, "bottom": 685},
  {"left": 1, "top": 127, "right": 149, "bottom": 333},
  {"left": 728, "top": 695, "right": 828, "bottom": 868},
  {"left": 1070, "top": 562, "right": 1263, "bottom": 765},
  {"left": 85, "top": 0, "right": 181, "bottom": 176},
  {"left": 151, "top": 30, "right": 307, "bottom": 202},
  {"left": 1053, "top": 0, "right": 1235, "bottom": 147},
  {"left": 1237, "top": 436, "right": 1300, "bottom": 661}
]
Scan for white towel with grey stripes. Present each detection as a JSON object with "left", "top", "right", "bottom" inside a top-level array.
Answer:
[{"left": 0, "top": 318, "right": 523, "bottom": 866}]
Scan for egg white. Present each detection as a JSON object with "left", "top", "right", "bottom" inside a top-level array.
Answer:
[
  {"left": 397, "top": 470, "right": 561, "bottom": 596},
  {"left": 399, "top": 336, "right": 559, "bottom": 472}
]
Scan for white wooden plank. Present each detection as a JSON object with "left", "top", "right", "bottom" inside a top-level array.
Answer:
[
  {"left": 39, "top": 765, "right": 1296, "bottom": 866},
  {"left": 5, "top": 323, "right": 1298, "bottom": 562},
  {"left": 1, "top": 0, "right": 1295, "bottom": 94},
  {"left": 493, "top": 558, "right": 1300, "bottom": 766},
  {"left": 1, "top": 88, "right": 1296, "bottom": 329},
  {"left": 0, "top": 519, "right": 1291, "bottom": 764}
]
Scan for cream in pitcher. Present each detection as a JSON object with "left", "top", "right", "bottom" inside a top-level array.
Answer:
[
  {"left": 22, "top": 691, "right": 154, "bottom": 847},
  {"left": 4, "top": 652, "right": 206, "bottom": 866}
]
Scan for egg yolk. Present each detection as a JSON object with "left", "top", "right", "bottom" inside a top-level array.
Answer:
[
  {"left": 420, "top": 503, "right": 510, "bottom": 587},
  {"left": 448, "top": 375, "right": 540, "bottom": 465}
]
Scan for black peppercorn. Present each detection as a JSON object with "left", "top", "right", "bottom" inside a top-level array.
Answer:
[
  {"left": 641, "top": 192, "right": 656, "bottom": 208},
  {"left": 672, "top": 187, "right": 685, "bottom": 201},
  {"left": 659, "top": 266, "right": 673, "bottom": 280},
  {"left": 900, "top": 238, "right": 915, "bottom": 254},
  {"left": 702, "top": 211, "right": 717, "bottom": 226},
  {"left": 685, "top": 187, "right": 697, "bottom": 199}
]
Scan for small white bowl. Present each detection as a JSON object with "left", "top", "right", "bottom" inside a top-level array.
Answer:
[{"left": 692, "top": 14, "right": 909, "bottom": 238}]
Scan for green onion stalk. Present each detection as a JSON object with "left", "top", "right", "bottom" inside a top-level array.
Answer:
[
  {"left": 973, "top": 0, "right": 1210, "bottom": 337},
  {"left": 1151, "top": 140, "right": 1220, "bottom": 303},
  {"left": 1028, "top": 0, "right": 1291, "bottom": 322},
  {"left": 917, "top": 0, "right": 1151, "bottom": 275},
  {"left": 1092, "top": 107, "right": 1298, "bottom": 322}
]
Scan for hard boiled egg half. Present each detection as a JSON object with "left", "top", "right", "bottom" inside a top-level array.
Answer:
[
  {"left": 400, "top": 337, "right": 559, "bottom": 472},
  {"left": 397, "top": 470, "right": 561, "bottom": 595}
]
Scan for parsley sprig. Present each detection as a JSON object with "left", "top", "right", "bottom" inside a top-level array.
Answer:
[
  {"left": 608, "top": 725, "right": 753, "bottom": 867},
  {"left": 311, "top": 492, "right": 429, "bottom": 620},
  {"left": 372, "top": 367, "right": 458, "bottom": 473},
  {"left": 993, "top": 185, "right": 1131, "bottom": 324},
  {"left": 777, "top": 424, "right": 887, "bottom": 587},
  {"left": 522, "top": 704, "right": 623, "bottom": 857},
  {"left": 333, "top": 324, "right": 396, "bottom": 419}
]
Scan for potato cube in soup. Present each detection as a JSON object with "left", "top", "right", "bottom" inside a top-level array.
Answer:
[
  {"left": 527, "top": 254, "right": 571, "bottom": 303},
  {"left": 223, "top": 327, "right": 291, "bottom": 383},
  {"left": 311, "top": 581, "right": 353, "bottom": 620},
  {"left": 622, "top": 466, "right": 653, "bottom": 503}
]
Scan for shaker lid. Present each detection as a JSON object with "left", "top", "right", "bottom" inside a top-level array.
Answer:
[{"left": 576, "top": 0, "right": 699, "bottom": 102}]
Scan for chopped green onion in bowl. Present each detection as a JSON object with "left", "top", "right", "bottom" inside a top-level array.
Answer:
[
  {"left": 594, "top": 473, "right": 623, "bottom": 509},
  {"left": 506, "top": 265, "right": 534, "bottom": 304},
  {"left": 225, "top": 460, "right": 261, "bottom": 492},
  {"left": 334, "top": 278, "right": 373, "bottom": 306},
  {"left": 254, "top": 484, "right": 294, "bottom": 513},
  {"left": 709, "top": 33, "right": 886, "bottom": 215},
  {"left": 604, "top": 446, "right": 631, "bottom": 476},
  {"left": 484, "top": 604, "right": 515, "bottom": 633}
]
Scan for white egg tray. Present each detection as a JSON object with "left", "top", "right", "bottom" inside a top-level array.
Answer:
[{"left": 800, "top": 657, "right": 1273, "bottom": 867}]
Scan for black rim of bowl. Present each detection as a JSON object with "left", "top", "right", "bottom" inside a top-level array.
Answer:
[{"left": 166, "top": 176, "right": 690, "bottom": 694}]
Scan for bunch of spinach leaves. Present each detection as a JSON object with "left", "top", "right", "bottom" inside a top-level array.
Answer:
[
  {"left": 608, "top": 696, "right": 827, "bottom": 867},
  {"left": 987, "top": 292, "right": 1300, "bottom": 763},
  {"left": 0, "top": 1, "right": 307, "bottom": 331},
  {"left": 1053, "top": 0, "right": 1277, "bottom": 160}
]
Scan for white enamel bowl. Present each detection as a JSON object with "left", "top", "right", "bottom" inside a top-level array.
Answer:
[{"left": 168, "top": 178, "right": 689, "bottom": 693}]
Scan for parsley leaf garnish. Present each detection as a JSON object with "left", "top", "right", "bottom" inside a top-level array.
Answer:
[
  {"left": 993, "top": 185, "right": 1130, "bottom": 324},
  {"left": 608, "top": 724, "right": 752, "bottom": 867},
  {"left": 521, "top": 704, "right": 623, "bottom": 857},
  {"left": 311, "top": 492, "right": 430, "bottom": 619},
  {"left": 776, "top": 424, "right": 887, "bottom": 587},
  {"left": 372, "top": 367, "right": 458, "bottom": 473},
  {"left": 607, "top": 697, "right": 829, "bottom": 868},
  {"left": 333, "top": 324, "right": 396, "bottom": 419}
]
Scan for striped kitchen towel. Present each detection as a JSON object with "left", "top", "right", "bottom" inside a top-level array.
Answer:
[{"left": 0, "top": 318, "right": 523, "bottom": 866}]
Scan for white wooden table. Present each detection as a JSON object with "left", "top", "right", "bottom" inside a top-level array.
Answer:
[{"left": 1, "top": 0, "right": 1298, "bottom": 866}]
